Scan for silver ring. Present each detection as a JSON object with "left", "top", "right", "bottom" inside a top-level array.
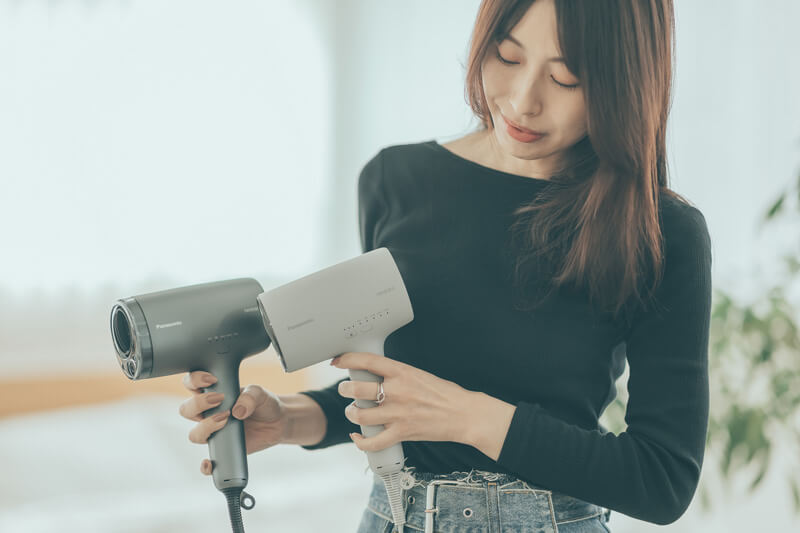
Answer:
[{"left": 376, "top": 382, "right": 385, "bottom": 404}]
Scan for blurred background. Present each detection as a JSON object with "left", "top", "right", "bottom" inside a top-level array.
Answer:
[{"left": 1, "top": 0, "right": 799, "bottom": 531}]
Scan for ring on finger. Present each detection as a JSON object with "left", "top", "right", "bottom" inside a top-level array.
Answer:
[{"left": 376, "top": 382, "right": 385, "bottom": 404}]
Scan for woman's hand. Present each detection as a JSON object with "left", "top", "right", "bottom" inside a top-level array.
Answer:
[
  {"left": 331, "top": 352, "right": 478, "bottom": 452},
  {"left": 178, "top": 371, "right": 291, "bottom": 476}
]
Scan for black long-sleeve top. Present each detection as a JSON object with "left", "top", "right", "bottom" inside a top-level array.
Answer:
[{"left": 298, "top": 139, "right": 713, "bottom": 525}]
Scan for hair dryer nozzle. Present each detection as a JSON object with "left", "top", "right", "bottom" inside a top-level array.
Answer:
[{"left": 110, "top": 298, "right": 153, "bottom": 379}]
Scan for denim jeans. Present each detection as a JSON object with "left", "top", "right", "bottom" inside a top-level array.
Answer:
[{"left": 356, "top": 468, "right": 612, "bottom": 533}]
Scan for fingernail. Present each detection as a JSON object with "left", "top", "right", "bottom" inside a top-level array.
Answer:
[
  {"left": 213, "top": 410, "right": 230, "bottom": 422},
  {"left": 207, "top": 393, "right": 224, "bottom": 404},
  {"left": 203, "top": 376, "right": 218, "bottom": 385},
  {"left": 233, "top": 406, "right": 246, "bottom": 419}
]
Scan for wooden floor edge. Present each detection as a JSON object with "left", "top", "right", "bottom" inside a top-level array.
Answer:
[{"left": 0, "top": 364, "right": 314, "bottom": 419}]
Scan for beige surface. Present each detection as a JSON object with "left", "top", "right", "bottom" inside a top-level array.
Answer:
[{"left": 0, "top": 362, "right": 313, "bottom": 419}]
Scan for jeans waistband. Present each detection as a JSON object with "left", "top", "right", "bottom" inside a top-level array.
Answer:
[
  {"left": 403, "top": 469, "right": 552, "bottom": 490},
  {"left": 367, "top": 467, "right": 611, "bottom": 531}
]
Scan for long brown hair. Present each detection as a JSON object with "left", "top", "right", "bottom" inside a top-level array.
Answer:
[{"left": 464, "top": 0, "right": 693, "bottom": 326}]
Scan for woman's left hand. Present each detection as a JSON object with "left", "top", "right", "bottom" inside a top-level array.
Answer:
[{"left": 331, "top": 351, "right": 476, "bottom": 452}]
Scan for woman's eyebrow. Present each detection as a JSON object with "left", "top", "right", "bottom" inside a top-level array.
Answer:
[{"left": 504, "top": 33, "right": 566, "bottom": 64}]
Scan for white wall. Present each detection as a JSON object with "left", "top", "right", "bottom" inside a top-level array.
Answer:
[
  {"left": 0, "top": 0, "right": 334, "bottom": 298},
  {"left": 670, "top": 0, "right": 800, "bottom": 304}
]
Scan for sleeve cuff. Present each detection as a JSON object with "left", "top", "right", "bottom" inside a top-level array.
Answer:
[{"left": 297, "top": 383, "right": 361, "bottom": 450}]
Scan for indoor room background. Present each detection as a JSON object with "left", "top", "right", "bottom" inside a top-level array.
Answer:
[{"left": 1, "top": 0, "right": 798, "bottom": 531}]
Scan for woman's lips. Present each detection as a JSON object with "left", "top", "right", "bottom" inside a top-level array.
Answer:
[
  {"left": 503, "top": 115, "right": 546, "bottom": 143},
  {"left": 502, "top": 115, "right": 544, "bottom": 135}
]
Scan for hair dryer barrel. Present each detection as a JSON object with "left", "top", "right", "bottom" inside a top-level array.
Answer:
[
  {"left": 110, "top": 278, "right": 270, "bottom": 379},
  {"left": 257, "top": 247, "right": 413, "bottom": 373}
]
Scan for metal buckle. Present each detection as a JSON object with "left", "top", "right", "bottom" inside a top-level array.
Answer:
[{"left": 424, "top": 479, "right": 462, "bottom": 533}]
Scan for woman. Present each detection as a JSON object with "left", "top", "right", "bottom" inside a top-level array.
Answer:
[{"left": 179, "top": 0, "right": 713, "bottom": 531}]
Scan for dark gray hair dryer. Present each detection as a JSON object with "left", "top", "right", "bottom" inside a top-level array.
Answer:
[{"left": 109, "top": 278, "right": 270, "bottom": 533}]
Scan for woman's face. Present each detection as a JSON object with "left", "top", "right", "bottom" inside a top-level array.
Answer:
[{"left": 481, "top": 0, "right": 588, "bottom": 178}]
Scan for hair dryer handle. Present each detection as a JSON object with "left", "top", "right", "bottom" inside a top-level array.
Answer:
[
  {"left": 203, "top": 358, "right": 249, "bottom": 492},
  {"left": 348, "top": 366, "right": 406, "bottom": 475}
]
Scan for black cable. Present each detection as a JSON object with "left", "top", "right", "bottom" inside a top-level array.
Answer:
[{"left": 223, "top": 488, "right": 245, "bottom": 533}]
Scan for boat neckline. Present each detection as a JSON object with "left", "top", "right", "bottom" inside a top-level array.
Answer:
[{"left": 426, "top": 139, "right": 552, "bottom": 185}]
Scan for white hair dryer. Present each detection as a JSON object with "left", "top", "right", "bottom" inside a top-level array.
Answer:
[{"left": 256, "top": 247, "right": 414, "bottom": 530}]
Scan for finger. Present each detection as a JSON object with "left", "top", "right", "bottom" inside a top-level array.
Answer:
[
  {"left": 231, "top": 385, "right": 264, "bottom": 420},
  {"left": 201, "top": 459, "right": 213, "bottom": 476},
  {"left": 188, "top": 410, "right": 230, "bottom": 445},
  {"left": 344, "top": 401, "right": 395, "bottom": 427},
  {"left": 338, "top": 379, "right": 384, "bottom": 401},
  {"left": 331, "top": 352, "right": 403, "bottom": 378},
  {"left": 179, "top": 390, "right": 226, "bottom": 422},
  {"left": 182, "top": 371, "right": 218, "bottom": 393},
  {"left": 349, "top": 427, "right": 399, "bottom": 453},
  {"left": 232, "top": 385, "right": 273, "bottom": 420}
]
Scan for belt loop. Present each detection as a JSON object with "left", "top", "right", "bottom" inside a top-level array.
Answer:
[
  {"left": 424, "top": 480, "right": 460, "bottom": 533},
  {"left": 486, "top": 482, "right": 499, "bottom": 533}
]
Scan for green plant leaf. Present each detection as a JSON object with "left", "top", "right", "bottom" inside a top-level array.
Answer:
[
  {"left": 757, "top": 337, "right": 774, "bottom": 364},
  {"left": 765, "top": 193, "right": 786, "bottom": 221},
  {"left": 748, "top": 444, "right": 771, "bottom": 491},
  {"left": 711, "top": 293, "right": 732, "bottom": 320}
]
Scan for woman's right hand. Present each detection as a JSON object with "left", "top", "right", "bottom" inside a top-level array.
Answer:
[{"left": 179, "top": 371, "right": 291, "bottom": 476}]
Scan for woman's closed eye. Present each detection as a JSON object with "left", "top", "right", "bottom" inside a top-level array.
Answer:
[{"left": 494, "top": 50, "right": 580, "bottom": 91}]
